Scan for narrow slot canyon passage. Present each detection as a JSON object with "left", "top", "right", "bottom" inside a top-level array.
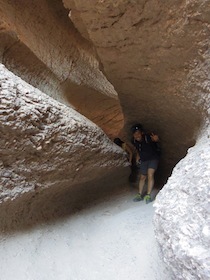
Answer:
[
  {"left": 0, "top": 187, "right": 172, "bottom": 280},
  {"left": 0, "top": 64, "right": 173, "bottom": 280},
  {"left": 0, "top": 0, "right": 209, "bottom": 280}
]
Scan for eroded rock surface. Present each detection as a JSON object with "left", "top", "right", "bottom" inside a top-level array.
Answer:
[
  {"left": 62, "top": 1, "right": 210, "bottom": 278},
  {"left": 0, "top": 1, "right": 209, "bottom": 278},
  {"left": 0, "top": 0, "right": 209, "bottom": 178},
  {"left": 64, "top": 0, "right": 210, "bottom": 180},
  {"left": 0, "top": 0, "right": 124, "bottom": 138},
  {"left": 154, "top": 126, "right": 210, "bottom": 280},
  {"left": 0, "top": 63, "right": 128, "bottom": 229}
]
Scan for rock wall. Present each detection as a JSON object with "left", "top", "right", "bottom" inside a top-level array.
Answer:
[
  {"left": 0, "top": 0, "right": 124, "bottom": 138},
  {"left": 2, "top": 0, "right": 209, "bottom": 180},
  {"left": 0, "top": 63, "right": 128, "bottom": 230},
  {"left": 154, "top": 125, "right": 210, "bottom": 280},
  {"left": 0, "top": 1, "right": 209, "bottom": 277},
  {"left": 0, "top": 1, "right": 209, "bottom": 179},
  {"left": 64, "top": 0, "right": 210, "bottom": 180},
  {"left": 62, "top": 1, "right": 210, "bottom": 278}
]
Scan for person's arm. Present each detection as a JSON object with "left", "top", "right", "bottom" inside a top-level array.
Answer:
[
  {"left": 150, "top": 133, "right": 161, "bottom": 156},
  {"left": 150, "top": 133, "right": 159, "bottom": 142},
  {"left": 135, "top": 150, "right": 140, "bottom": 163},
  {"left": 125, "top": 144, "right": 133, "bottom": 164}
]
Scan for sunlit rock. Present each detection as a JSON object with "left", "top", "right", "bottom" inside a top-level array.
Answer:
[{"left": 154, "top": 127, "right": 210, "bottom": 279}]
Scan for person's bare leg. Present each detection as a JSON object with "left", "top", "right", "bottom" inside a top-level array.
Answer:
[
  {"left": 138, "top": 174, "right": 146, "bottom": 194},
  {"left": 147, "top": 168, "right": 155, "bottom": 194}
]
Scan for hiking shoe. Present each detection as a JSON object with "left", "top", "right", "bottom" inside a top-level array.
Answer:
[
  {"left": 133, "top": 193, "right": 143, "bottom": 202},
  {"left": 144, "top": 194, "right": 152, "bottom": 204}
]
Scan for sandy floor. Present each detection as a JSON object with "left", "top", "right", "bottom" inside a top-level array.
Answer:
[{"left": 0, "top": 188, "right": 172, "bottom": 280}]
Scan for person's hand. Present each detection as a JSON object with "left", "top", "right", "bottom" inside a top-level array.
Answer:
[
  {"left": 150, "top": 133, "right": 159, "bottom": 142},
  {"left": 136, "top": 160, "right": 141, "bottom": 168}
]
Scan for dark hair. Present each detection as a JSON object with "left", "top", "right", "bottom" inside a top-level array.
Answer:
[
  {"left": 131, "top": 123, "right": 143, "bottom": 133},
  {"left": 114, "top": 138, "right": 124, "bottom": 147}
]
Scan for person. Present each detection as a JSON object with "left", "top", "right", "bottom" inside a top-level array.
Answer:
[
  {"left": 131, "top": 124, "right": 161, "bottom": 204},
  {"left": 113, "top": 138, "right": 133, "bottom": 164}
]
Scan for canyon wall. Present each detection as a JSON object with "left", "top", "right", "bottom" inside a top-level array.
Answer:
[
  {"left": 0, "top": 63, "right": 128, "bottom": 230},
  {"left": 64, "top": 0, "right": 210, "bottom": 180},
  {"left": 154, "top": 125, "right": 210, "bottom": 280},
  {"left": 0, "top": 0, "right": 124, "bottom": 138},
  {"left": 0, "top": 1, "right": 209, "bottom": 277},
  {"left": 0, "top": 0, "right": 209, "bottom": 179}
]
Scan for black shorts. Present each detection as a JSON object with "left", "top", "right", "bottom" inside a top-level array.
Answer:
[{"left": 139, "top": 159, "right": 159, "bottom": 175}]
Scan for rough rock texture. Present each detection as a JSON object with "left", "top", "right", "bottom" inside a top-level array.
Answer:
[
  {"left": 0, "top": 63, "right": 128, "bottom": 230},
  {"left": 154, "top": 126, "right": 210, "bottom": 280},
  {"left": 62, "top": 1, "right": 210, "bottom": 278},
  {"left": 64, "top": 0, "right": 210, "bottom": 180},
  {"left": 0, "top": 0, "right": 124, "bottom": 138},
  {"left": 1, "top": 0, "right": 209, "bottom": 180},
  {"left": 0, "top": 1, "right": 210, "bottom": 278},
  {"left": 0, "top": 0, "right": 209, "bottom": 177}
]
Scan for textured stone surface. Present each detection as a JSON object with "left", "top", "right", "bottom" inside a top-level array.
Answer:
[
  {"left": 0, "top": 0, "right": 209, "bottom": 177},
  {"left": 0, "top": 0, "right": 124, "bottom": 138},
  {"left": 0, "top": 63, "right": 127, "bottom": 204},
  {"left": 62, "top": 1, "right": 210, "bottom": 278},
  {"left": 154, "top": 126, "right": 210, "bottom": 280},
  {"left": 64, "top": 0, "right": 210, "bottom": 180},
  {"left": 0, "top": 1, "right": 209, "bottom": 277}
]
